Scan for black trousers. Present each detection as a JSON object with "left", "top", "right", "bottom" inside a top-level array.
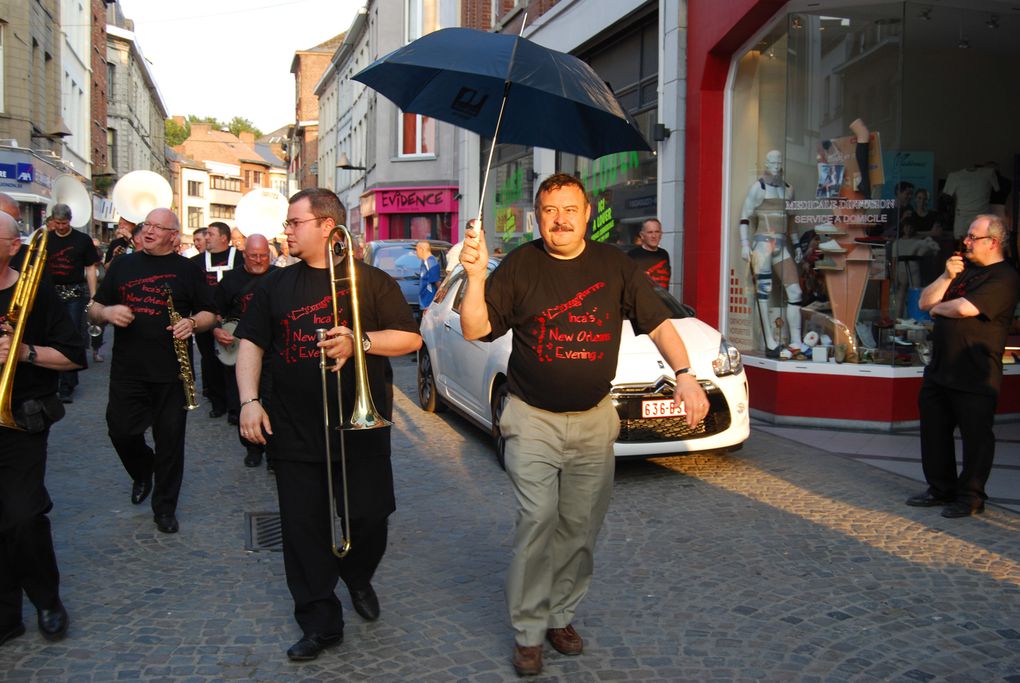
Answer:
[
  {"left": 106, "top": 377, "right": 189, "bottom": 517},
  {"left": 224, "top": 365, "right": 272, "bottom": 458},
  {"left": 58, "top": 290, "right": 88, "bottom": 395},
  {"left": 274, "top": 460, "right": 389, "bottom": 636},
  {"left": 918, "top": 378, "right": 999, "bottom": 506},
  {"left": 195, "top": 331, "right": 226, "bottom": 413},
  {"left": 0, "top": 427, "right": 60, "bottom": 627}
]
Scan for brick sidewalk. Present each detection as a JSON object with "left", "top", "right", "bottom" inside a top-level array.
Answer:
[{"left": 1, "top": 353, "right": 1018, "bottom": 681}]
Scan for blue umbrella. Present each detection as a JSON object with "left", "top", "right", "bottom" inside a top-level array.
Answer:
[{"left": 353, "top": 26, "right": 650, "bottom": 219}]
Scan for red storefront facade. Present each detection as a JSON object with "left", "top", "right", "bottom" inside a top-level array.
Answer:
[{"left": 684, "top": 0, "right": 1019, "bottom": 428}]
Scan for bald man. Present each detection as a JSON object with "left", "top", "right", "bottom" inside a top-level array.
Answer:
[
  {"left": 0, "top": 211, "right": 85, "bottom": 645},
  {"left": 88, "top": 208, "right": 217, "bottom": 534},
  {"left": 0, "top": 193, "right": 27, "bottom": 272},
  {"left": 213, "top": 233, "right": 276, "bottom": 466}
]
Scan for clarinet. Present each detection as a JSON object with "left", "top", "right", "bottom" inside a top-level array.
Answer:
[{"left": 163, "top": 286, "right": 200, "bottom": 411}]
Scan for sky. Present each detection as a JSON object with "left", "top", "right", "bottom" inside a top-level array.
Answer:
[{"left": 118, "top": 0, "right": 364, "bottom": 134}]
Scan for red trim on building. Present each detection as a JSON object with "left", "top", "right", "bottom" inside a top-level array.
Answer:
[{"left": 683, "top": 0, "right": 787, "bottom": 328}]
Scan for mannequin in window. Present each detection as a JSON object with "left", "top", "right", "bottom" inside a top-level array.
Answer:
[
  {"left": 941, "top": 163, "right": 999, "bottom": 238},
  {"left": 739, "top": 149, "right": 802, "bottom": 355}
]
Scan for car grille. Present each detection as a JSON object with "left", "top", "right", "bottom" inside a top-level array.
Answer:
[{"left": 610, "top": 377, "right": 732, "bottom": 443}]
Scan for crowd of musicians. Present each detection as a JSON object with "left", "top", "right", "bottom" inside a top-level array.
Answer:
[{"left": 0, "top": 178, "right": 711, "bottom": 676}]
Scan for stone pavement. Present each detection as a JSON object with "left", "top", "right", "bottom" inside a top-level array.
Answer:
[{"left": 2, "top": 348, "right": 1019, "bottom": 682}]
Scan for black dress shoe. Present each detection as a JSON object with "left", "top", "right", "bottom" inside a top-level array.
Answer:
[
  {"left": 941, "top": 501, "right": 984, "bottom": 518},
  {"left": 244, "top": 450, "right": 263, "bottom": 468},
  {"left": 227, "top": 412, "right": 239, "bottom": 426},
  {"left": 349, "top": 584, "right": 380, "bottom": 621},
  {"left": 38, "top": 601, "right": 68, "bottom": 641},
  {"left": 286, "top": 632, "right": 342, "bottom": 661},
  {"left": 154, "top": 513, "right": 179, "bottom": 534},
  {"left": 905, "top": 490, "right": 951, "bottom": 507},
  {"left": 131, "top": 478, "right": 153, "bottom": 505},
  {"left": 209, "top": 408, "right": 226, "bottom": 418},
  {"left": 0, "top": 622, "right": 25, "bottom": 646}
]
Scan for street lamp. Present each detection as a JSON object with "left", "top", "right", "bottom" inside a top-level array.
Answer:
[{"left": 336, "top": 152, "right": 367, "bottom": 171}]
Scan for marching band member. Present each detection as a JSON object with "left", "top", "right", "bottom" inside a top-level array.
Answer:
[
  {"left": 235, "top": 189, "right": 420, "bottom": 662},
  {"left": 213, "top": 233, "right": 275, "bottom": 467},
  {"left": 88, "top": 208, "right": 216, "bottom": 534},
  {"left": 191, "top": 222, "right": 242, "bottom": 419},
  {"left": 0, "top": 212, "right": 85, "bottom": 645}
]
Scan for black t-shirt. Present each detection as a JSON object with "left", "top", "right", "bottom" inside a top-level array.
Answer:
[
  {"left": 928, "top": 260, "right": 1020, "bottom": 395},
  {"left": 0, "top": 276, "right": 86, "bottom": 406},
  {"left": 46, "top": 229, "right": 100, "bottom": 285},
  {"left": 215, "top": 265, "right": 276, "bottom": 319},
  {"left": 485, "top": 240, "right": 673, "bottom": 413},
  {"left": 94, "top": 251, "right": 216, "bottom": 382},
  {"left": 235, "top": 261, "right": 417, "bottom": 492},
  {"left": 192, "top": 248, "right": 243, "bottom": 287},
  {"left": 627, "top": 246, "right": 671, "bottom": 288}
]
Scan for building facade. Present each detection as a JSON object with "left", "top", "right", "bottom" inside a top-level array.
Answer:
[
  {"left": 290, "top": 33, "right": 345, "bottom": 192},
  {"left": 59, "top": 0, "right": 91, "bottom": 176},
  {"left": 105, "top": 7, "right": 168, "bottom": 184}
]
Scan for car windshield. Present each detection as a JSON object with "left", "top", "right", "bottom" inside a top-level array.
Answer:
[
  {"left": 650, "top": 282, "right": 694, "bottom": 318},
  {"left": 371, "top": 246, "right": 423, "bottom": 279}
]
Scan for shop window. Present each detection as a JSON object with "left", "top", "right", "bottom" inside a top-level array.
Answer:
[
  {"left": 400, "top": 111, "right": 434, "bottom": 157},
  {"left": 723, "top": 2, "right": 1019, "bottom": 368}
]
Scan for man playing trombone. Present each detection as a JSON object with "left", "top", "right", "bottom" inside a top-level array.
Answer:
[
  {"left": 235, "top": 188, "right": 420, "bottom": 662},
  {"left": 0, "top": 212, "right": 85, "bottom": 645},
  {"left": 87, "top": 208, "right": 216, "bottom": 535}
]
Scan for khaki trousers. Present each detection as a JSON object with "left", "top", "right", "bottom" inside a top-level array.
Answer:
[{"left": 500, "top": 393, "right": 619, "bottom": 646}]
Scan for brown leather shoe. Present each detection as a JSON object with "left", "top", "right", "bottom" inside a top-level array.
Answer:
[
  {"left": 546, "top": 624, "right": 583, "bottom": 655},
  {"left": 512, "top": 643, "right": 543, "bottom": 676}
]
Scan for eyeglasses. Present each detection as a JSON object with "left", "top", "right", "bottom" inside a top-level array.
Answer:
[
  {"left": 963, "top": 233, "right": 994, "bottom": 243},
  {"left": 139, "top": 222, "right": 177, "bottom": 233},
  {"left": 282, "top": 216, "right": 324, "bottom": 230}
]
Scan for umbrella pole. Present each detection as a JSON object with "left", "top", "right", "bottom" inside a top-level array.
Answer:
[{"left": 475, "top": 15, "right": 528, "bottom": 228}]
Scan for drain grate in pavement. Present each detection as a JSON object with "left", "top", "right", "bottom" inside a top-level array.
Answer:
[{"left": 245, "top": 512, "right": 282, "bottom": 551}]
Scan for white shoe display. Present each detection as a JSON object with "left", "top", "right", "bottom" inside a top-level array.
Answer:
[
  {"left": 856, "top": 322, "right": 877, "bottom": 348},
  {"left": 818, "top": 239, "right": 846, "bottom": 253}
]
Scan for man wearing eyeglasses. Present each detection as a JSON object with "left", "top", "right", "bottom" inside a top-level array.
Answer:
[
  {"left": 908, "top": 214, "right": 1020, "bottom": 518},
  {"left": 87, "top": 208, "right": 217, "bottom": 534},
  {"left": 234, "top": 188, "right": 421, "bottom": 662},
  {"left": 44, "top": 204, "right": 100, "bottom": 403}
]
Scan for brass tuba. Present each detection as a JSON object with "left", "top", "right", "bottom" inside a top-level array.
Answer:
[
  {"left": 318, "top": 225, "right": 390, "bottom": 558},
  {"left": 0, "top": 229, "right": 49, "bottom": 429}
]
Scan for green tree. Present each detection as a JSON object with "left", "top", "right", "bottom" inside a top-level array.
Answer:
[
  {"left": 165, "top": 118, "right": 190, "bottom": 147},
  {"left": 228, "top": 116, "right": 263, "bottom": 140}
]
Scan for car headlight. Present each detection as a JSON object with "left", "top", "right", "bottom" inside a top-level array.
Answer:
[{"left": 712, "top": 337, "right": 743, "bottom": 377}]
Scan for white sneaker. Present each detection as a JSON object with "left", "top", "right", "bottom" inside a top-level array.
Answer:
[
  {"left": 818, "top": 239, "right": 846, "bottom": 253},
  {"left": 815, "top": 223, "right": 845, "bottom": 236}
]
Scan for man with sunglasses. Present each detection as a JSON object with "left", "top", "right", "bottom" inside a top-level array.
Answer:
[
  {"left": 908, "top": 214, "right": 1020, "bottom": 518},
  {"left": 88, "top": 208, "right": 216, "bottom": 534}
]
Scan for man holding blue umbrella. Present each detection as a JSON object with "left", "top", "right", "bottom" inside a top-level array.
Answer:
[{"left": 459, "top": 174, "right": 709, "bottom": 676}]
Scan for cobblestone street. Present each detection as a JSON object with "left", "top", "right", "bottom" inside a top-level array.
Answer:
[{"left": 2, "top": 351, "right": 1019, "bottom": 682}]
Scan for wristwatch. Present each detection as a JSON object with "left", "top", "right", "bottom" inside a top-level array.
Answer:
[
  {"left": 27, "top": 344, "right": 37, "bottom": 365},
  {"left": 361, "top": 332, "right": 372, "bottom": 353}
]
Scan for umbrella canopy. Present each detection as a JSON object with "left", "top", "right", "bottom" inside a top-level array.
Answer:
[{"left": 352, "top": 27, "right": 650, "bottom": 160}]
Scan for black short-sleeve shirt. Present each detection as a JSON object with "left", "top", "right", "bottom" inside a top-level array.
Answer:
[
  {"left": 484, "top": 239, "right": 672, "bottom": 412},
  {"left": 45, "top": 229, "right": 100, "bottom": 285},
  {"left": 627, "top": 246, "right": 671, "bottom": 289},
  {"left": 215, "top": 266, "right": 275, "bottom": 320},
  {"left": 928, "top": 260, "right": 1020, "bottom": 395},
  {"left": 94, "top": 251, "right": 216, "bottom": 382},
  {"left": 192, "top": 248, "right": 244, "bottom": 287},
  {"left": 0, "top": 277, "right": 86, "bottom": 406}
]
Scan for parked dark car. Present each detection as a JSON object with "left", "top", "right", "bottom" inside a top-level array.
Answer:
[{"left": 363, "top": 239, "right": 452, "bottom": 313}]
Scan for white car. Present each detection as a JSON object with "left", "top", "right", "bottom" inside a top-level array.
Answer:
[{"left": 417, "top": 257, "right": 750, "bottom": 466}]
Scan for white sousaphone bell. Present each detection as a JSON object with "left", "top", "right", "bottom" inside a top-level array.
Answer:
[
  {"left": 47, "top": 175, "right": 92, "bottom": 228},
  {"left": 111, "top": 170, "right": 173, "bottom": 224},
  {"left": 235, "top": 188, "right": 288, "bottom": 237}
]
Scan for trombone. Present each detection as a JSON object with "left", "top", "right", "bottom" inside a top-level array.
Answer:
[
  {"left": 318, "top": 225, "right": 390, "bottom": 558},
  {"left": 0, "top": 229, "right": 49, "bottom": 430}
]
